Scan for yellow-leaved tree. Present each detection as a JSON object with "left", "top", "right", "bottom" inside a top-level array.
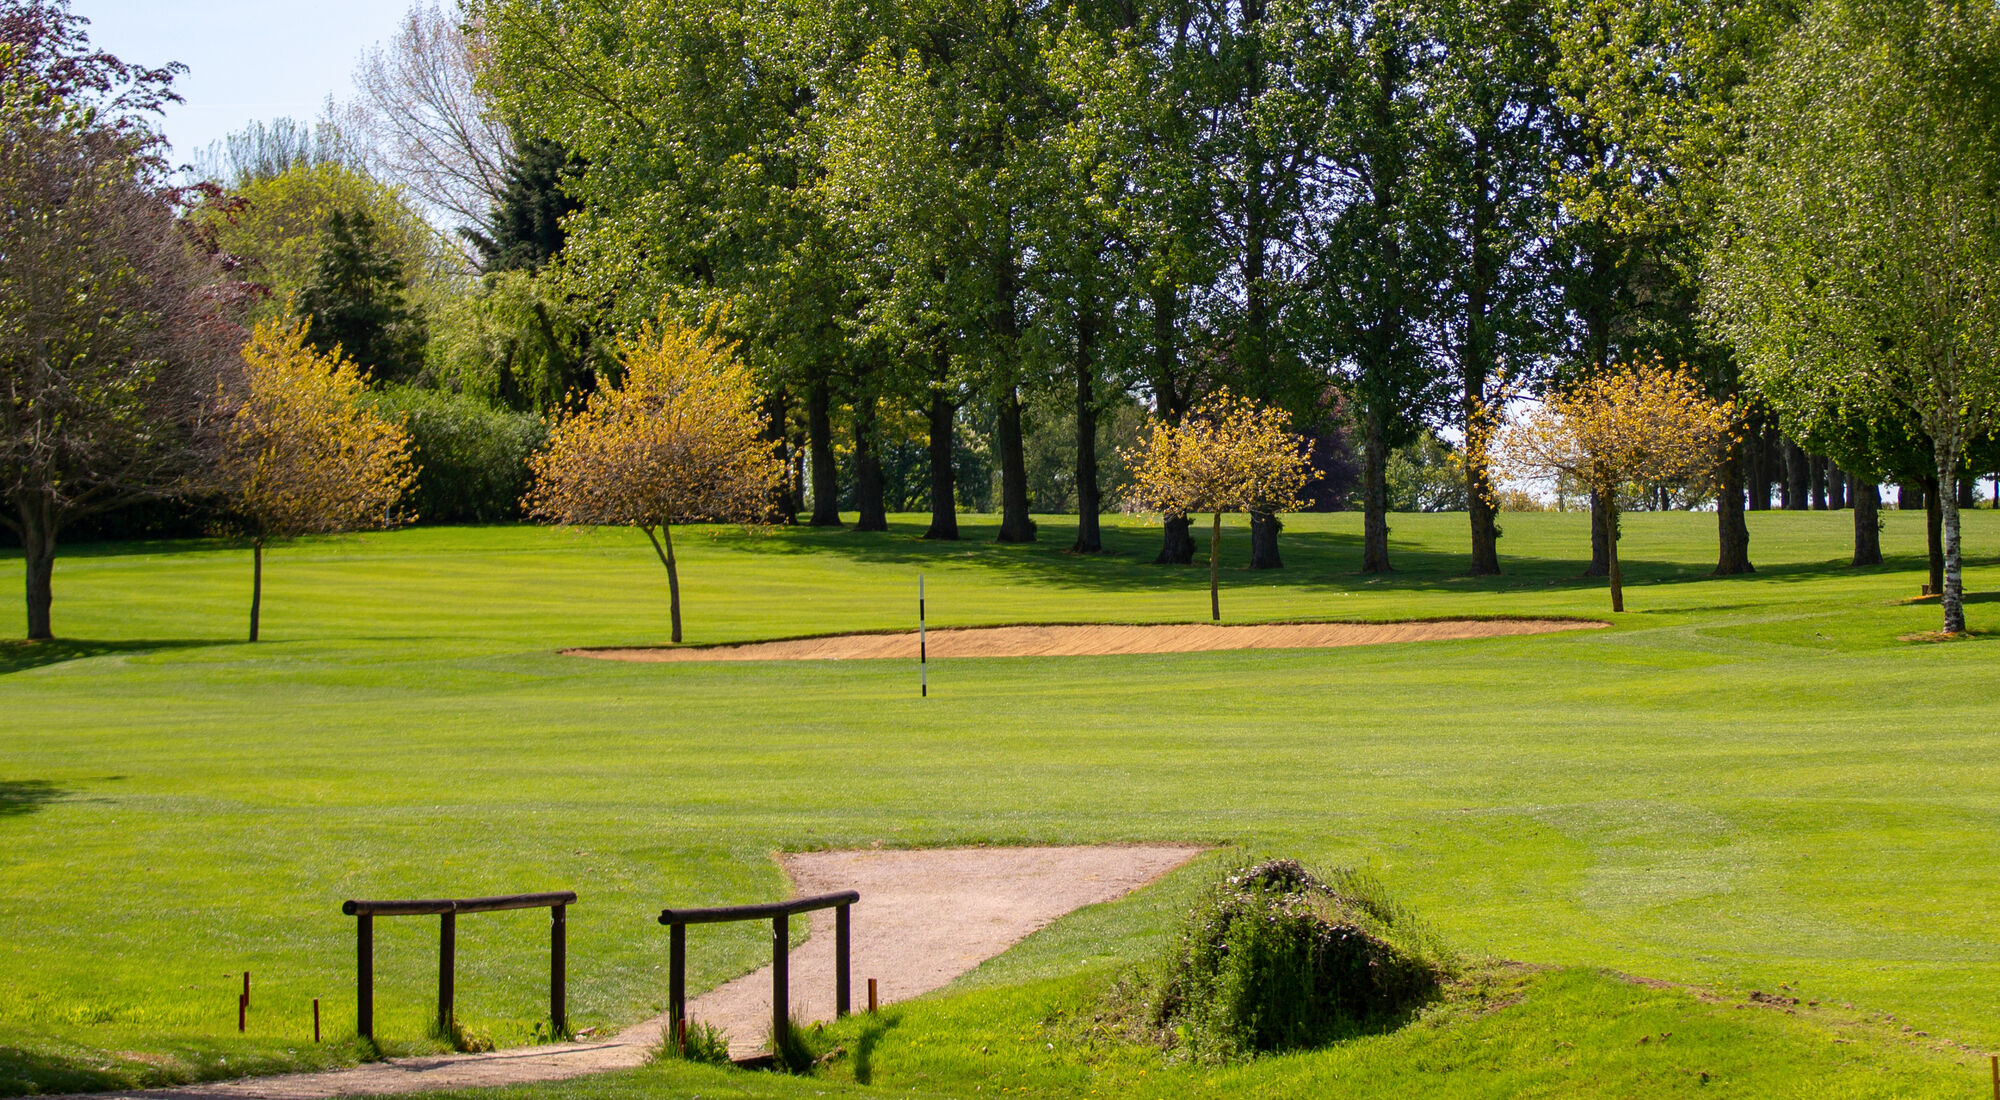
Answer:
[
  {"left": 219, "top": 315, "right": 419, "bottom": 641},
  {"left": 1499, "top": 362, "right": 1737, "bottom": 612},
  {"left": 1123, "top": 390, "right": 1311, "bottom": 621},
  {"left": 524, "top": 311, "right": 782, "bottom": 643}
]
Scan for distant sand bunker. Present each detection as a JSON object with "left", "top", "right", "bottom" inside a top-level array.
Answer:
[{"left": 567, "top": 618, "right": 1605, "bottom": 663}]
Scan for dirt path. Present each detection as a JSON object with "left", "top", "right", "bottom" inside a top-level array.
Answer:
[
  {"left": 84, "top": 845, "right": 1203, "bottom": 1099},
  {"left": 569, "top": 618, "right": 1603, "bottom": 664}
]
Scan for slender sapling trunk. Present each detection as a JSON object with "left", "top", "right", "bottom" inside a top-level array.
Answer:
[
  {"left": 644, "top": 523, "right": 684, "bottom": 644},
  {"left": 1601, "top": 496, "right": 1624, "bottom": 613},
  {"left": 1210, "top": 511, "right": 1222, "bottom": 622},
  {"left": 249, "top": 538, "right": 264, "bottom": 642}
]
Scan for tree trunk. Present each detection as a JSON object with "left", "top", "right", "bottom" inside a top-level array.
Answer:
[
  {"left": 1467, "top": 460, "right": 1501, "bottom": 575},
  {"left": 1958, "top": 476, "right": 1976, "bottom": 510},
  {"left": 1783, "top": 438, "right": 1808, "bottom": 510},
  {"left": 1852, "top": 481, "right": 1882, "bottom": 566},
  {"left": 1249, "top": 512, "right": 1282, "bottom": 569},
  {"left": 1073, "top": 308, "right": 1102, "bottom": 554},
  {"left": 995, "top": 386, "right": 1036, "bottom": 543},
  {"left": 806, "top": 379, "right": 841, "bottom": 527},
  {"left": 1714, "top": 438, "right": 1753, "bottom": 575},
  {"left": 1602, "top": 498, "right": 1624, "bottom": 613},
  {"left": 761, "top": 393, "right": 795, "bottom": 524},
  {"left": 249, "top": 538, "right": 264, "bottom": 642},
  {"left": 1938, "top": 454, "right": 1966, "bottom": 634},
  {"left": 1809, "top": 453, "right": 1827, "bottom": 510},
  {"left": 1586, "top": 488, "right": 1611, "bottom": 576},
  {"left": 1746, "top": 422, "right": 1769, "bottom": 510},
  {"left": 1829, "top": 465, "right": 1847, "bottom": 510},
  {"left": 1361, "top": 404, "right": 1392, "bottom": 573},
  {"left": 923, "top": 387, "right": 959, "bottom": 541},
  {"left": 643, "top": 523, "right": 683, "bottom": 644},
  {"left": 1209, "top": 511, "right": 1223, "bottom": 621},
  {"left": 852, "top": 392, "right": 887, "bottom": 532},
  {"left": 1148, "top": 280, "right": 1191, "bottom": 566},
  {"left": 1925, "top": 478, "right": 1944, "bottom": 597},
  {"left": 18, "top": 496, "right": 56, "bottom": 641},
  {"left": 1156, "top": 516, "right": 1196, "bottom": 564}
]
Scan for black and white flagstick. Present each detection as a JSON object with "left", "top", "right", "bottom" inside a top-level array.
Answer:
[{"left": 919, "top": 573, "right": 927, "bottom": 698}]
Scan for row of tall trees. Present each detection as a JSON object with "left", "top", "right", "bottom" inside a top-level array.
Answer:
[{"left": 469, "top": 0, "right": 1803, "bottom": 578}]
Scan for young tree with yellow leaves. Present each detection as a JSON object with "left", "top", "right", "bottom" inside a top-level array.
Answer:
[
  {"left": 219, "top": 315, "right": 419, "bottom": 641},
  {"left": 524, "top": 312, "right": 782, "bottom": 644},
  {"left": 1500, "top": 363, "right": 1737, "bottom": 612},
  {"left": 1124, "top": 391, "right": 1311, "bottom": 622}
]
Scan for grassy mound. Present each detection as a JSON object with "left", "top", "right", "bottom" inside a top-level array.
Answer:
[{"left": 1150, "top": 859, "right": 1454, "bottom": 1060}]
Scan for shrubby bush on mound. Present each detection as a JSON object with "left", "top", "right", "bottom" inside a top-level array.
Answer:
[{"left": 1150, "top": 859, "right": 1454, "bottom": 1061}]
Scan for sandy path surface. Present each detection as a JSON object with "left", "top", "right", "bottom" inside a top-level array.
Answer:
[
  {"left": 689, "top": 846, "right": 1206, "bottom": 1056},
  {"left": 81, "top": 845, "right": 1203, "bottom": 1098},
  {"left": 570, "top": 618, "right": 1603, "bottom": 663}
]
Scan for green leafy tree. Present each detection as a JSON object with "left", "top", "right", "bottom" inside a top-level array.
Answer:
[
  {"left": 1706, "top": 0, "right": 2000, "bottom": 634},
  {"left": 298, "top": 208, "right": 430, "bottom": 384},
  {"left": 463, "top": 132, "right": 580, "bottom": 273}
]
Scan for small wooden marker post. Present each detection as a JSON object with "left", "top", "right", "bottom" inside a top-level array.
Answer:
[
  {"left": 1989, "top": 1052, "right": 1997, "bottom": 1100},
  {"left": 919, "top": 574, "right": 927, "bottom": 698},
  {"left": 868, "top": 978, "right": 878, "bottom": 1014},
  {"left": 238, "top": 971, "right": 249, "bottom": 1032},
  {"left": 313, "top": 998, "right": 321, "bottom": 1043}
]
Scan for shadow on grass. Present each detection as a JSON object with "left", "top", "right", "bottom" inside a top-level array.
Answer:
[
  {"left": 847, "top": 1012, "right": 901, "bottom": 1086},
  {"left": 0, "top": 638, "right": 230, "bottom": 676},
  {"left": 0, "top": 780, "right": 64, "bottom": 817},
  {"left": 0, "top": 1045, "right": 134, "bottom": 1096},
  {"left": 711, "top": 515, "right": 1960, "bottom": 602}
]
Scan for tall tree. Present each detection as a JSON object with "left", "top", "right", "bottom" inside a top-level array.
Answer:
[
  {"left": 297, "top": 209, "right": 430, "bottom": 384},
  {"left": 1427, "top": 0, "right": 1561, "bottom": 575},
  {"left": 0, "top": 7, "right": 238, "bottom": 639},
  {"left": 347, "top": 0, "right": 513, "bottom": 247},
  {"left": 463, "top": 132, "right": 581, "bottom": 273},
  {"left": 1707, "top": 0, "right": 2000, "bottom": 634}
]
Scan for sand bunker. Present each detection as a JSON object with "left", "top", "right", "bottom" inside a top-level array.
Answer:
[{"left": 570, "top": 618, "right": 1605, "bottom": 664}]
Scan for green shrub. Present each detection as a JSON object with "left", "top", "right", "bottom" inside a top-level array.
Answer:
[
  {"left": 1153, "top": 859, "right": 1453, "bottom": 1061},
  {"left": 367, "top": 386, "right": 544, "bottom": 524},
  {"left": 652, "top": 1020, "right": 732, "bottom": 1066}
]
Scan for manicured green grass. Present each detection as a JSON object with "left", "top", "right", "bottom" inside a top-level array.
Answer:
[{"left": 1, "top": 509, "right": 1995, "bottom": 1096}]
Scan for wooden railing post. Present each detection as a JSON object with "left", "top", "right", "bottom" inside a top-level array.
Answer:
[
  {"left": 835, "top": 903, "right": 851, "bottom": 1017},
  {"left": 357, "top": 913, "right": 374, "bottom": 1041},
  {"left": 669, "top": 922, "right": 686, "bottom": 1046},
  {"left": 771, "top": 913, "right": 789, "bottom": 1041},
  {"left": 550, "top": 903, "right": 567, "bottom": 1036},
  {"left": 438, "top": 910, "right": 456, "bottom": 1036}
]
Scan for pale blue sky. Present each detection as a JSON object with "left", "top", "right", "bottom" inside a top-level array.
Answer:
[{"left": 69, "top": 0, "right": 412, "bottom": 164}]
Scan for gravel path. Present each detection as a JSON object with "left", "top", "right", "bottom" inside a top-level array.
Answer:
[
  {"left": 568, "top": 618, "right": 1603, "bottom": 663},
  {"left": 79, "top": 845, "right": 1204, "bottom": 1098}
]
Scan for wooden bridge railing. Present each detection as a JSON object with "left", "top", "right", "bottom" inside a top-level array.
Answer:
[
  {"left": 658, "top": 890, "right": 859, "bottom": 1047},
  {"left": 342, "top": 891, "right": 576, "bottom": 1041}
]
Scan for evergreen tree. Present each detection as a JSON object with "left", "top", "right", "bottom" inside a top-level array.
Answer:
[
  {"left": 297, "top": 209, "right": 428, "bottom": 384},
  {"left": 464, "top": 134, "right": 580, "bottom": 272}
]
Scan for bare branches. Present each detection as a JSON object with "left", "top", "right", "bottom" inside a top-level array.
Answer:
[{"left": 346, "top": 1, "right": 512, "bottom": 237}]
